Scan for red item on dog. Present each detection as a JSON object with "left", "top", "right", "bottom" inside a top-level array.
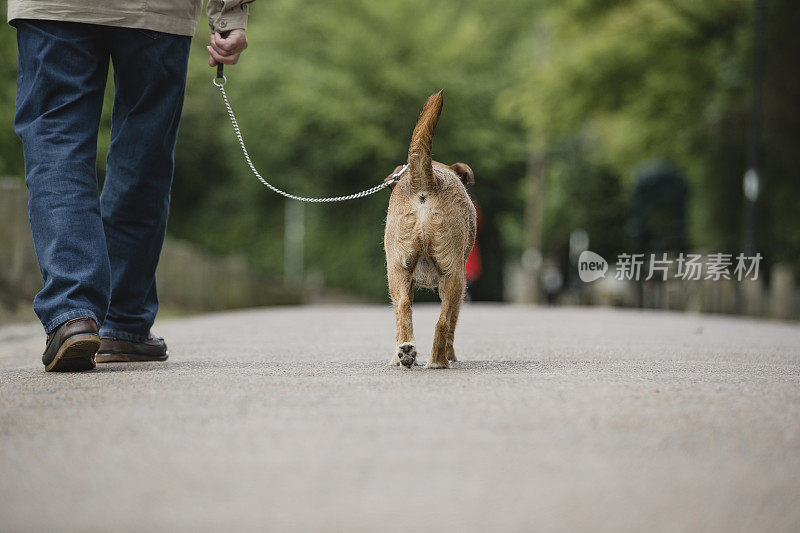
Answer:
[{"left": 466, "top": 201, "right": 482, "bottom": 283}]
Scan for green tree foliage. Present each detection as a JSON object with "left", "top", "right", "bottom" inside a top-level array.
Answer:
[
  {"left": 506, "top": 0, "right": 800, "bottom": 273},
  {"left": 172, "top": 0, "right": 531, "bottom": 299},
  {"left": 0, "top": 0, "right": 531, "bottom": 300},
  {"left": 2, "top": 0, "right": 798, "bottom": 303}
]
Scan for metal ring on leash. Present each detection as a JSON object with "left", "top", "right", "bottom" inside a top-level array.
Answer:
[{"left": 213, "top": 74, "right": 406, "bottom": 203}]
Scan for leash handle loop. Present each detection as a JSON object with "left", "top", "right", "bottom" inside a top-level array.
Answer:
[{"left": 213, "top": 30, "right": 231, "bottom": 86}]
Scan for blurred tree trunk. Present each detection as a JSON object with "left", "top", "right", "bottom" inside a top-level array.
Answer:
[
  {"left": 521, "top": 149, "right": 545, "bottom": 304},
  {"left": 519, "top": 25, "right": 550, "bottom": 304}
]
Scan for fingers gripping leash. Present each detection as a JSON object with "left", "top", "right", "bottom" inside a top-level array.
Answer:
[{"left": 212, "top": 69, "right": 407, "bottom": 203}]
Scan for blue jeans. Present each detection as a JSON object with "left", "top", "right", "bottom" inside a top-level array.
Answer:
[{"left": 14, "top": 20, "right": 191, "bottom": 340}]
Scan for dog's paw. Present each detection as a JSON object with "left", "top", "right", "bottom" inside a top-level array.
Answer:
[
  {"left": 390, "top": 342, "right": 417, "bottom": 368},
  {"left": 446, "top": 350, "right": 458, "bottom": 362},
  {"left": 425, "top": 359, "right": 450, "bottom": 369}
]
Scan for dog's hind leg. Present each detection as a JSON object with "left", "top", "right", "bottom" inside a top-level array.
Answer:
[
  {"left": 445, "top": 300, "right": 461, "bottom": 362},
  {"left": 427, "top": 272, "right": 465, "bottom": 369},
  {"left": 388, "top": 265, "right": 417, "bottom": 368}
]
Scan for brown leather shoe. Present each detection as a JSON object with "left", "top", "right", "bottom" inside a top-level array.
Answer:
[
  {"left": 42, "top": 317, "right": 99, "bottom": 372},
  {"left": 96, "top": 333, "right": 169, "bottom": 363}
]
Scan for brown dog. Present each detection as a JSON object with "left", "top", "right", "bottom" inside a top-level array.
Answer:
[{"left": 384, "top": 90, "right": 476, "bottom": 369}]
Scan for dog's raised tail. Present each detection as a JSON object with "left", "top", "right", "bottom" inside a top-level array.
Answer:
[{"left": 408, "top": 90, "right": 444, "bottom": 193}]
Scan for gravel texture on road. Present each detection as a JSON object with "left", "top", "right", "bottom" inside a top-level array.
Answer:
[{"left": 1, "top": 304, "right": 799, "bottom": 532}]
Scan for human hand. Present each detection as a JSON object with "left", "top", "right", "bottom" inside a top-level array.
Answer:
[{"left": 207, "top": 29, "right": 248, "bottom": 66}]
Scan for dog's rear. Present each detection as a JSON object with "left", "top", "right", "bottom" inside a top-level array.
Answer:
[{"left": 384, "top": 90, "right": 476, "bottom": 369}]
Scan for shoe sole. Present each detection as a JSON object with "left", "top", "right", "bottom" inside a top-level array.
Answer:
[
  {"left": 45, "top": 334, "right": 99, "bottom": 372},
  {"left": 95, "top": 352, "right": 169, "bottom": 363}
]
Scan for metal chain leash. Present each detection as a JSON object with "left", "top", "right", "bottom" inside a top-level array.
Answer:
[{"left": 213, "top": 75, "right": 407, "bottom": 203}]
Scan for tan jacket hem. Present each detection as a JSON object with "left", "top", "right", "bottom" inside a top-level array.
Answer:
[
  {"left": 7, "top": 1, "right": 251, "bottom": 36},
  {"left": 8, "top": 4, "right": 200, "bottom": 36}
]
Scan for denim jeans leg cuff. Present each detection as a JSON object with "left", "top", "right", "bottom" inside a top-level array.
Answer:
[
  {"left": 44, "top": 309, "right": 100, "bottom": 335},
  {"left": 98, "top": 328, "right": 150, "bottom": 343}
]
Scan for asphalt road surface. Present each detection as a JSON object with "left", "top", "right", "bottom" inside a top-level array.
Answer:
[{"left": 1, "top": 304, "right": 799, "bottom": 532}]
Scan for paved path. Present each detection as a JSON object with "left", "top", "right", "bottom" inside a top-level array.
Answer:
[{"left": 1, "top": 304, "right": 799, "bottom": 532}]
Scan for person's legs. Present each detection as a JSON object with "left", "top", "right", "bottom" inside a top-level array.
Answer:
[
  {"left": 14, "top": 20, "right": 111, "bottom": 334},
  {"left": 99, "top": 27, "right": 191, "bottom": 341}
]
